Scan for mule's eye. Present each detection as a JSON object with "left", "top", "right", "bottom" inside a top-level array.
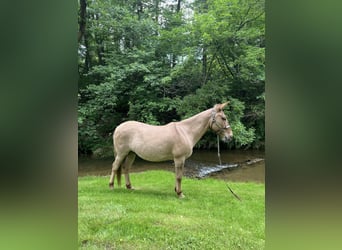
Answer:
[{"left": 221, "top": 117, "right": 226, "bottom": 121}]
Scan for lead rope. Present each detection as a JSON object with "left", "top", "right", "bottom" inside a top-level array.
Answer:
[
  {"left": 217, "top": 134, "right": 242, "bottom": 201},
  {"left": 217, "top": 135, "right": 222, "bottom": 165}
]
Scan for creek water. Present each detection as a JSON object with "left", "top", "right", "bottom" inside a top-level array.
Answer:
[{"left": 78, "top": 149, "right": 264, "bottom": 183}]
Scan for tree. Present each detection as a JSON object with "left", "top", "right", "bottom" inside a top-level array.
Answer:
[{"left": 78, "top": 0, "right": 265, "bottom": 155}]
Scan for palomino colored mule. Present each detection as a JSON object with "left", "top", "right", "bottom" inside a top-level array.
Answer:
[{"left": 109, "top": 102, "right": 233, "bottom": 198}]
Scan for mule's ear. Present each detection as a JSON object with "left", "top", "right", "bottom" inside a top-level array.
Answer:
[
  {"left": 214, "top": 101, "right": 229, "bottom": 112},
  {"left": 220, "top": 101, "right": 230, "bottom": 110},
  {"left": 214, "top": 104, "right": 222, "bottom": 112}
]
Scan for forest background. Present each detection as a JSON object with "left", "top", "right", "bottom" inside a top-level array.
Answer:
[{"left": 78, "top": 0, "right": 265, "bottom": 156}]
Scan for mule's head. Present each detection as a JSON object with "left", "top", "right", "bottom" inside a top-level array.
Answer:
[{"left": 210, "top": 102, "right": 233, "bottom": 142}]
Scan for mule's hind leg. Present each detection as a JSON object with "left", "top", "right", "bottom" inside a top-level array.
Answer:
[
  {"left": 109, "top": 155, "right": 125, "bottom": 189},
  {"left": 122, "top": 152, "right": 136, "bottom": 189}
]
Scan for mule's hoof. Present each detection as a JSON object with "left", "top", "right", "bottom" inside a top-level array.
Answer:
[
  {"left": 109, "top": 183, "right": 114, "bottom": 190},
  {"left": 126, "top": 184, "right": 135, "bottom": 190},
  {"left": 178, "top": 193, "right": 185, "bottom": 199},
  {"left": 175, "top": 187, "right": 185, "bottom": 198}
]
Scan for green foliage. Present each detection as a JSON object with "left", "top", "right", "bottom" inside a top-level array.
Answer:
[
  {"left": 78, "top": 0, "right": 265, "bottom": 155},
  {"left": 78, "top": 83, "right": 119, "bottom": 154},
  {"left": 128, "top": 98, "right": 180, "bottom": 125},
  {"left": 230, "top": 120, "right": 256, "bottom": 148},
  {"left": 178, "top": 92, "right": 255, "bottom": 149}
]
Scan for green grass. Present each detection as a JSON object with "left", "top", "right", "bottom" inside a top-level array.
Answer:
[{"left": 78, "top": 171, "right": 264, "bottom": 249}]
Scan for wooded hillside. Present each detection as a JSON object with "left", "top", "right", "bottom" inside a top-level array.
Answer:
[{"left": 78, "top": 0, "right": 265, "bottom": 155}]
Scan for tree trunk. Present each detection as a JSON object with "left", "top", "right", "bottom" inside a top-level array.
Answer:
[
  {"left": 137, "top": 0, "right": 143, "bottom": 20},
  {"left": 171, "top": 0, "right": 181, "bottom": 68},
  {"left": 78, "top": 0, "right": 87, "bottom": 43},
  {"left": 202, "top": 46, "right": 207, "bottom": 83},
  {"left": 83, "top": 31, "right": 91, "bottom": 74},
  {"left": 154, "top": 0, "right": 159, "bottom": 23},
  {"left": 177, "top": 0, "right": 181, "bottom": 13}
]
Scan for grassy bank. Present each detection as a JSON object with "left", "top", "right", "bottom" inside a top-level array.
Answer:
[{"left": 78, "top": 171, "right": 264, "bottom": 249}]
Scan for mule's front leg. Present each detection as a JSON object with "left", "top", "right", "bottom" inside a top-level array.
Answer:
[{"left": 174, "top": 158, "right": 185, "bottom": 198}]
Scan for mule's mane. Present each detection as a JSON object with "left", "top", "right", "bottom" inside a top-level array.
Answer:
[
  {"left": 178, "top": 101, "right": 229, "bottom": 124},
  {"left": 178, "top": 108, "right": 211, "bottom": 124}
]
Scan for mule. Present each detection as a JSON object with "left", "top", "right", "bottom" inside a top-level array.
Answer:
[{"left": 109, "top": 102, "right": 233, "bottom": 198}]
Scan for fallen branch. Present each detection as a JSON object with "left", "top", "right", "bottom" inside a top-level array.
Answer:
[{"left": 226, "top": 183, "right": 242, "bottom": 201}]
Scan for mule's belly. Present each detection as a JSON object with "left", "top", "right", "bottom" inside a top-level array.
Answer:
[
  {"left": 130, "top": 136, "right": 192, "bottom": 162},
  {"left": 137, "top": 153, "right": 172, "bottom": 162},
  {"left": 133, "top": 145, "right": 174, "bottom": 162}
]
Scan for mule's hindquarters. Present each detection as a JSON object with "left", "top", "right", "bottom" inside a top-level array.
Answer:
[{"left": 109, "top": 152, "right": 136, "bottom": 190}]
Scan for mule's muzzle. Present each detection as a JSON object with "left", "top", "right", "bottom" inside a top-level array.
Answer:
[{"left": 223, "top": 135, "right": 233, "bottom": 143}]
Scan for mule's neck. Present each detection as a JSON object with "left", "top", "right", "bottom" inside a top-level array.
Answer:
[{"left": 177, "top": 109, "right": 212, "bottom": 147}]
